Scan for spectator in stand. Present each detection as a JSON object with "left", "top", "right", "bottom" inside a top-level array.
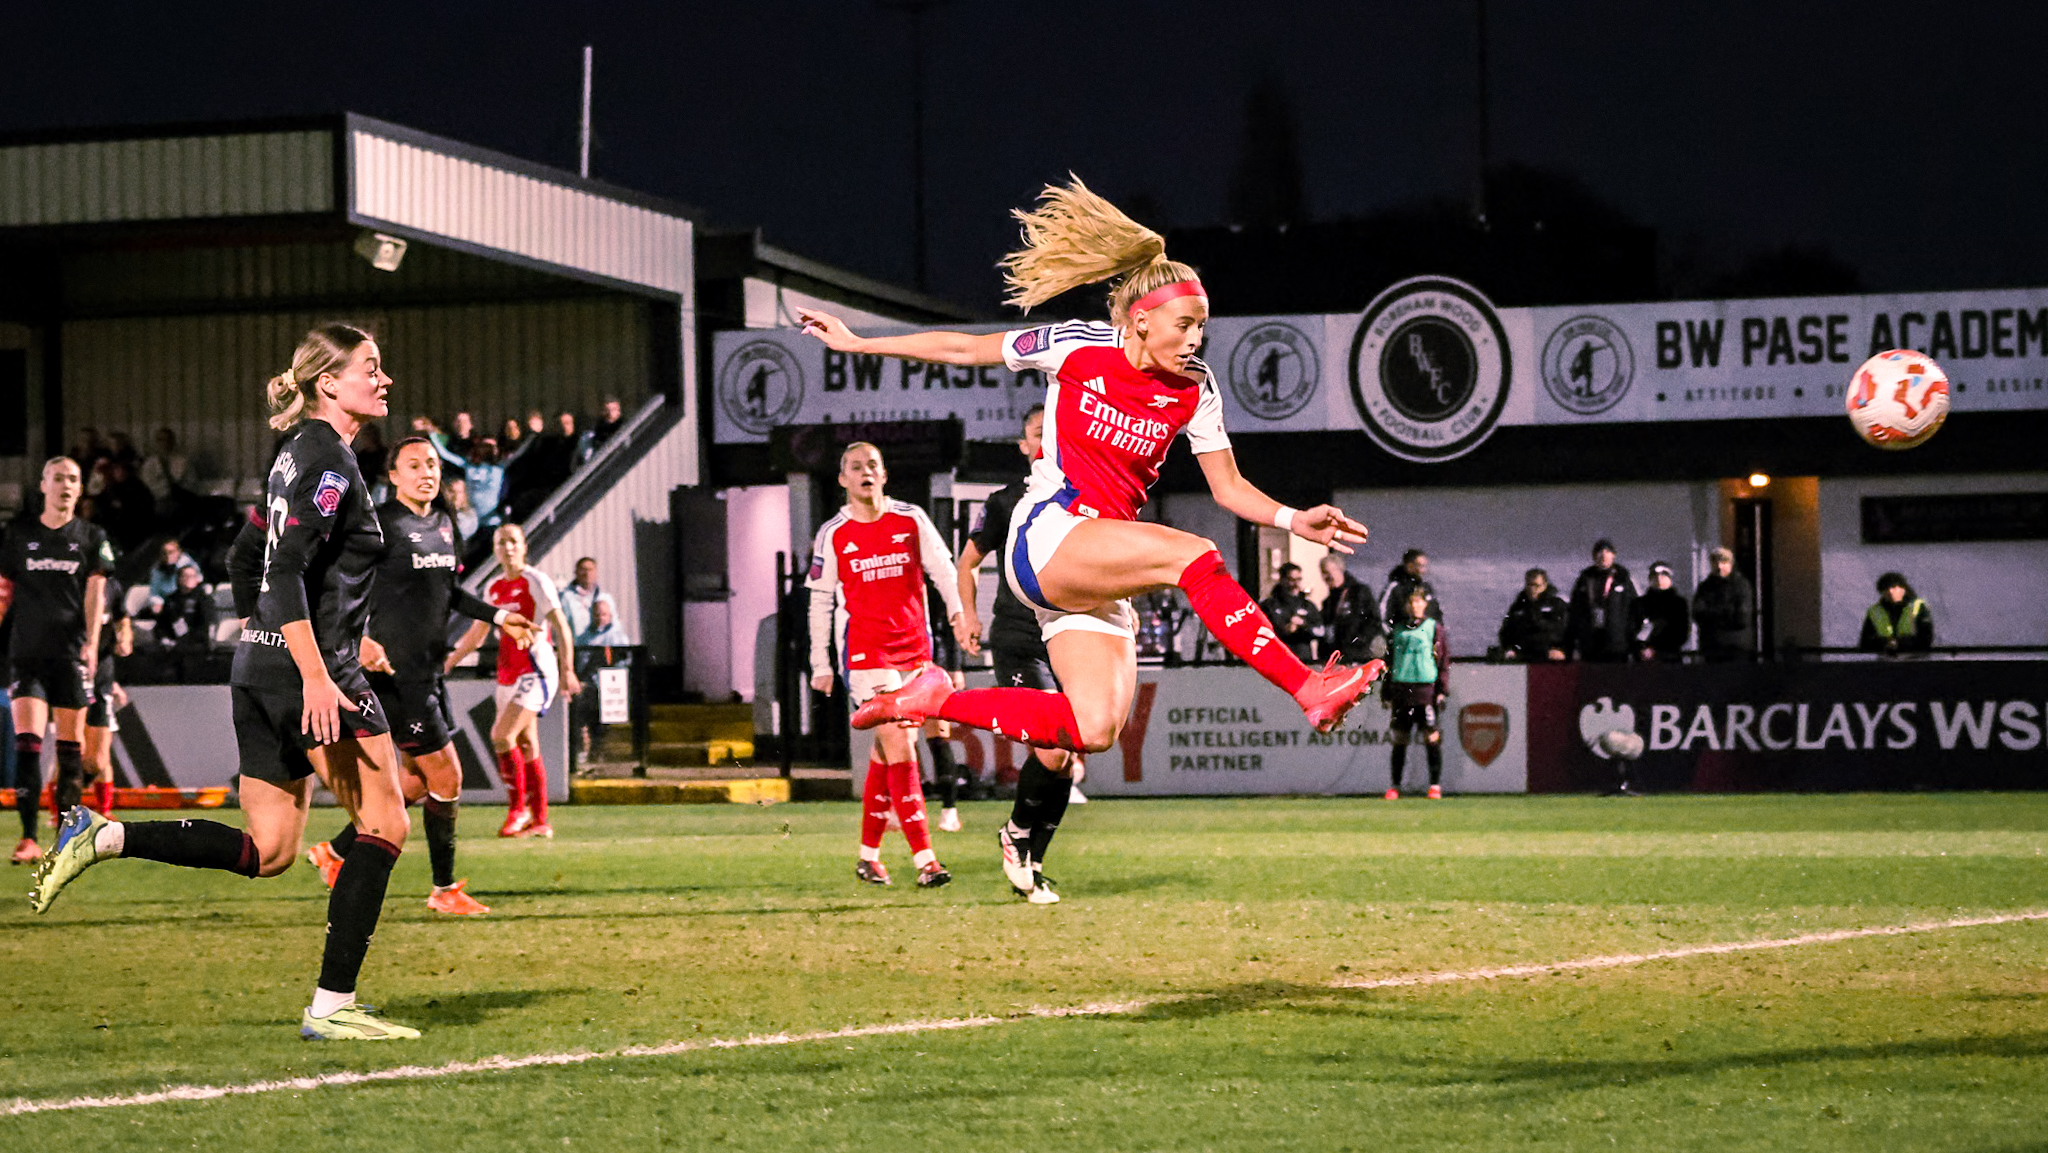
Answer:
[
  {"left": 1379, "top": 548, "right": 1442, "bottom": 625},
  {"left": 139, "top": 428, "right": 191, "bottom": 518},
  {"left": 411, "top": 414, "right": 438, "bottom": 435},
  {"left": 446, "top": 411, "right": 477, "bottom": 461},
  {"left": 498, "top": 416, "right": 525, "bottom": 452},
  {"left": 508, "top": 412, "right": 584, "bottom": 519},
  {"left": 68, "top": 427, "right": 109, "bottom": 483},
  {"left": 142, "top": 563, "right": 219, "bottom": 680},
  {"left": 1260, "top": 563, "right": 1319, "bottom": 661},
  {"left": 1859, "top": 572, "right": 1933, "bottom": 657},
  {"left": 94, "top": 432, "right": 140, "bottom": 498},
  {"left": 560, "top": 556, "right": 618, "bottom": 640},
  {"left": 1498, "top": 568, "right": 1569, "bottom": 662},
  {"left": 146, "top": 538, "right": 202, "bottom": 609},
  {"left": 1319, "top": 554, "right": 1382, "bottom": 663},
  {"left": 93, "top": 457, "right": 155, "bottom": 552},
  {"left": 1633, "top": 561, "right": 1691, "bottom": 662},
  {"left": 564, "top": 411, "right": 596, "bottom": 469},
  {"left": 589, "top": 397, "right": 626, "bottom": 451},
  {"left": 1691, "top": 547, "right": 1755, "bottom": 662},
  {"left": 571, "top": 597, "right": 633, "bottom": 761},
  {"left": 444, "top": 475, "right": 481, "bottom": 542},
  {"left": 1567, "top": 539, "right": 1637, "bottom": 663},
  {"left": 432, "top": 434, "right": 508, "bottom": 527}
]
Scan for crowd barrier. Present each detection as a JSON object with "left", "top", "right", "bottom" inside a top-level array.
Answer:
[
  {"left": 850, "top": 660, "right": 2048, "bottom": 796},
  {"left": 4, "top": 680, "right": 568, "bottom": 806}
]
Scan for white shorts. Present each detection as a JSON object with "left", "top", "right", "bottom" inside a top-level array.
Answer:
[
  {"left": 494, "top": 671, "right": 556, "bottom": 715},
  {"left": 846, "top": 664, "right": 930, "bottom": 706},
  {"left": 1003, "top": 494, "right": 1137, "bottom": 643}
]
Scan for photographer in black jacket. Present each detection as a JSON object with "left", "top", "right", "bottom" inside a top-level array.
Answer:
[
  {"left": 1567, "top": 539, "right": 1636, "bottom": 663},
  {"left": 1498, "top": 568, "right": 1568, "bottom": 661}
]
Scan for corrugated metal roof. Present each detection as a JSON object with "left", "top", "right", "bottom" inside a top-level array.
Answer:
[{"left": 0, "top": 130, "right": 334, "bottom": 226}]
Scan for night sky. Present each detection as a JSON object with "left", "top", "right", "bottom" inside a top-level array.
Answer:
[{"left": 6, "top": 2, "right": 2047, "bottom": 312}]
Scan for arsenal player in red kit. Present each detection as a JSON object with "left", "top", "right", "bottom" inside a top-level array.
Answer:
[
  {"left": 806, "top": 442, "right": 966, "bottom": 888},
  {"left": 799, "top": 178, "right": 1384, "bottom": 838}
]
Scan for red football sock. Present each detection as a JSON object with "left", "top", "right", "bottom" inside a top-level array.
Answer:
[
  {"left": 886, "top": 760, "right": 932, "bottom": 857},
  {"left": 524, "top": 756, "right": 549, "bottom": 825},
  {"left": 937, "top": 688, "right": 1087, "bottom": 752},
  {"left": 497, "top": 748, "right": 528, "bottom": 815},
  {"left": 1178, "top": 550, "right": 1310, "bottom": 695},
  {"left": 860, "top": 756, "right": 890, "bottom": 854},
  {"left": 94, "top": 780, "right": 115, "bottom": 815}
]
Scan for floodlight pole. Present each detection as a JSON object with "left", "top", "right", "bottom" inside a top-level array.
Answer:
[
  {"left": 1473, "top": 0, "right": 1490, "bottom": 227},
  {"left": 579, "top": 45, "right": 594, "bottom": 179}
]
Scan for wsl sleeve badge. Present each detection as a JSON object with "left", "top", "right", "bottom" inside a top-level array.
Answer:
[{"left": 313, "top": 470, "right": 351, "bottom": 517}]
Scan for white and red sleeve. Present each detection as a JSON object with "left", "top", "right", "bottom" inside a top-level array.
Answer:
[
  {"left": 1182, "top": 375, "right": 1233, "bottom": 455},
  {"left": 805, "top": 518, "right": 843, "bottom": 680},
  {"left": 1001, "top": 320, "right": 1118, "bottom": 375}
]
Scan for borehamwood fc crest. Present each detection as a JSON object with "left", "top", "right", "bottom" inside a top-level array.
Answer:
[
  {"left": 1348, "top": 276, "right": 1512, "bottom": 462},
  {"left": 716, "top": 339, "right": 805, "bottom": 436}
]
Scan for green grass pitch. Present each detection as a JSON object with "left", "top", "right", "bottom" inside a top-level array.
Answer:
[{"left": 3, "top": 794, "right": 2044, "bottom": 1150}]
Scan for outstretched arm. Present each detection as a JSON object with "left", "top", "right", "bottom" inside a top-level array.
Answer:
[
  {"left": 1196, "top": 449, "right": 1368, "bottom": 554},
  {"left": 798, "top": 309, "right": 1006, "bottom": 366}
]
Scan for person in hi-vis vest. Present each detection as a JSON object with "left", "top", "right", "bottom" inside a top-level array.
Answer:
[
  {"left": 1381, "top": 587, "right": 1451, "bottom": 799},
  {"left": 1859, "top": 572, "right": 1933, "bottom": 657}
]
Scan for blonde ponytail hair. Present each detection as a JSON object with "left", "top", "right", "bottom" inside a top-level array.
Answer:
[
  {"left": 999, "top": 175, "right": 1202, "bottom": 327},
  {"left": 267, "top": 323, "right": 374, "bottom": 431}
]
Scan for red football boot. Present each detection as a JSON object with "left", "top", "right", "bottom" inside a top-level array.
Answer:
[
  {"left": 305, "top": 841, "right": 344, "bottom": 889},
  {"left": 1293, "top": 657, "right": 1385, "bottom": 733},
  {"left": 849, "top": 665, "right": 954, "bottom": 731}
]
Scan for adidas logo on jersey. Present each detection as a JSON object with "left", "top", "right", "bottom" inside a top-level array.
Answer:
[
  {"left": 843, "top": 541, "right": 859, "bottom": 553},
  {"left": 1080, "top": 376, "right": 1106, "bottom": 394}
]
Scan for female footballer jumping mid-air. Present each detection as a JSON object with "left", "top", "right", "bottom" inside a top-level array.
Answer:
[
  {"left": 33, "top": 324, "right": 423, "bottom": 1041},
  {"left": 306, "top": 436, "right": 533, "bottom": 915},
  {"left": 799, "top": 178, "right": 1384, "bottom": 773}
]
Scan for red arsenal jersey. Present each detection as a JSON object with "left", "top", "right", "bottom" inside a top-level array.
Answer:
[
  {"left": 1002, "top": 320, "right": 1231, "bottom": 522},
  {"left": 486, "top": 567, "right": 562, "bottom": 685},
  {"left": 805, "top": 502, "right": 960, "bottom": 675}
]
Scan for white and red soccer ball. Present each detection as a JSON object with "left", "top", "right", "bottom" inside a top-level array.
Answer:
[{"left": 1846, "top": 350, "right": 1950, "bottom": 450}]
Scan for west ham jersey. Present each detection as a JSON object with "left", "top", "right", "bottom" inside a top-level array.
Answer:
[
  {"left": 231, "top": 419, "right": 384, "bottom": 691},
  {"left": 369, "top": 500, "right": 496, "bottom": 683},
  {"left": 1002, "top": 321, "right": 1231, "bottom": 521},
  {"left": 806, "top": 501, "right": 961, "bottom": 675},
  {"left": 0, "top": 515, "right": 113, "bottom": 661},
  {"left": 487, "top": 567, "right": 562, "bottom": 685}
]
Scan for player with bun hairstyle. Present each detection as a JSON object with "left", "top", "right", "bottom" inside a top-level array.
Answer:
[
  {"left": 32, "top": 323, "right": 424, "bottom": 1041},
  {"left": 800, "top": 178, "right": 1384, "bottom": 811}
]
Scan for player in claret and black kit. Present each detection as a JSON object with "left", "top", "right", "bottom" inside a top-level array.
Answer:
[
  {"left": 800, "top": 179, "right": 1384, "bottom": 831},
  {"left": 305, "top": 436, "right": 532, "bottom": 915},
  {"left": 807, "top": 442, "right": 966, "bottom": 888},
  {"left": 0, "top": 456, "right": 111, "bottom": 863},
  {"left": 33, "top": 324, "right": 423, "bottom": 1041},
  {"left": 955, "top": 405, "right": 1078, "bottom": 904},
  {"left": 82, "top": 573, "right": 134, "bottom": 818}
]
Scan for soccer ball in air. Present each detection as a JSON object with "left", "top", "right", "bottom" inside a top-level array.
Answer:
[{"left": 1846, "top": 350, "right": 1950, "bottom": 450}]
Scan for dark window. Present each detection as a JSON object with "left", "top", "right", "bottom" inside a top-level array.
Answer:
[
  {"left": 0, "top": 350, "right": 25, "bottom": 456},
  {"left": 1861, "top": 493, "right": 2048, "bottom": 544}
]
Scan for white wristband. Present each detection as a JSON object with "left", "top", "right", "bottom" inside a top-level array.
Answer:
[
  {"left": 1271, "top": 505, "right": 1299, "bottom": 531},
  {"left": 492, "top": 608, "right": 510, "bottom": 626}
]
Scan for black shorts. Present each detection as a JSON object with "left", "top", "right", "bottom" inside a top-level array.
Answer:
[
  {"left": 369, "top": 672, "right": 454, "bottom": 756},
  {"left": 991, "top": 648, "right": 1058, "bottom": 692},
  {"left": 1384, "top": 682, "right": 1439, "bottom": 734},
  {"left": 8, "top": 656, "right": 93, "bottom": 711},
  {"left": 232, "top": 674, "right": 390, "bottom": 786}
]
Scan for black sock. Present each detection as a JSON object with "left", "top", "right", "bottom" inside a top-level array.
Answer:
[
  {"left": 329, "top": 823, "right": 359, "bottom": 857},
  {"left": 14, "top": 733, "right": 43, "bottom": 840},
  {"left": 423, "top": 797, "right": 458, "bottom": 889},
  {"left": 1390, "top": 743, "right": 1407, "bottom": 790},
  {"left": 1425, "top": 741, "right": 1443, "bottom": 785},
  {"left": 1032, "top": 763, "right": 1074, "bottom": 868},
  {"left": 318, "top": 835, "right": 400, "bottom": 996},
  {"left": 122, "top": 819, "right": 260, "bottom": 876},
  {"left": 927, "top": 738, "right": 959, "bottom": 808},
  {"left": 54, "top": 740, "right": 86, "bottom": 816}
]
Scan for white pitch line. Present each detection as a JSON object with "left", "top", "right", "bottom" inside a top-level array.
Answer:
[{"left": 8, "top": 911, "right": 2043, "bottom": 1118}]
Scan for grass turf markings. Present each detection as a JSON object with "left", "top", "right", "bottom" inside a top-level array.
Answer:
[{"left": 10, "top": 908, "right": 2041, "bottom": 1118}]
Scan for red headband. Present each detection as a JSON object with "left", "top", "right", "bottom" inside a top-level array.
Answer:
[{"left": 1128, "top": 279, "right": 1208, "bottom": 315}]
